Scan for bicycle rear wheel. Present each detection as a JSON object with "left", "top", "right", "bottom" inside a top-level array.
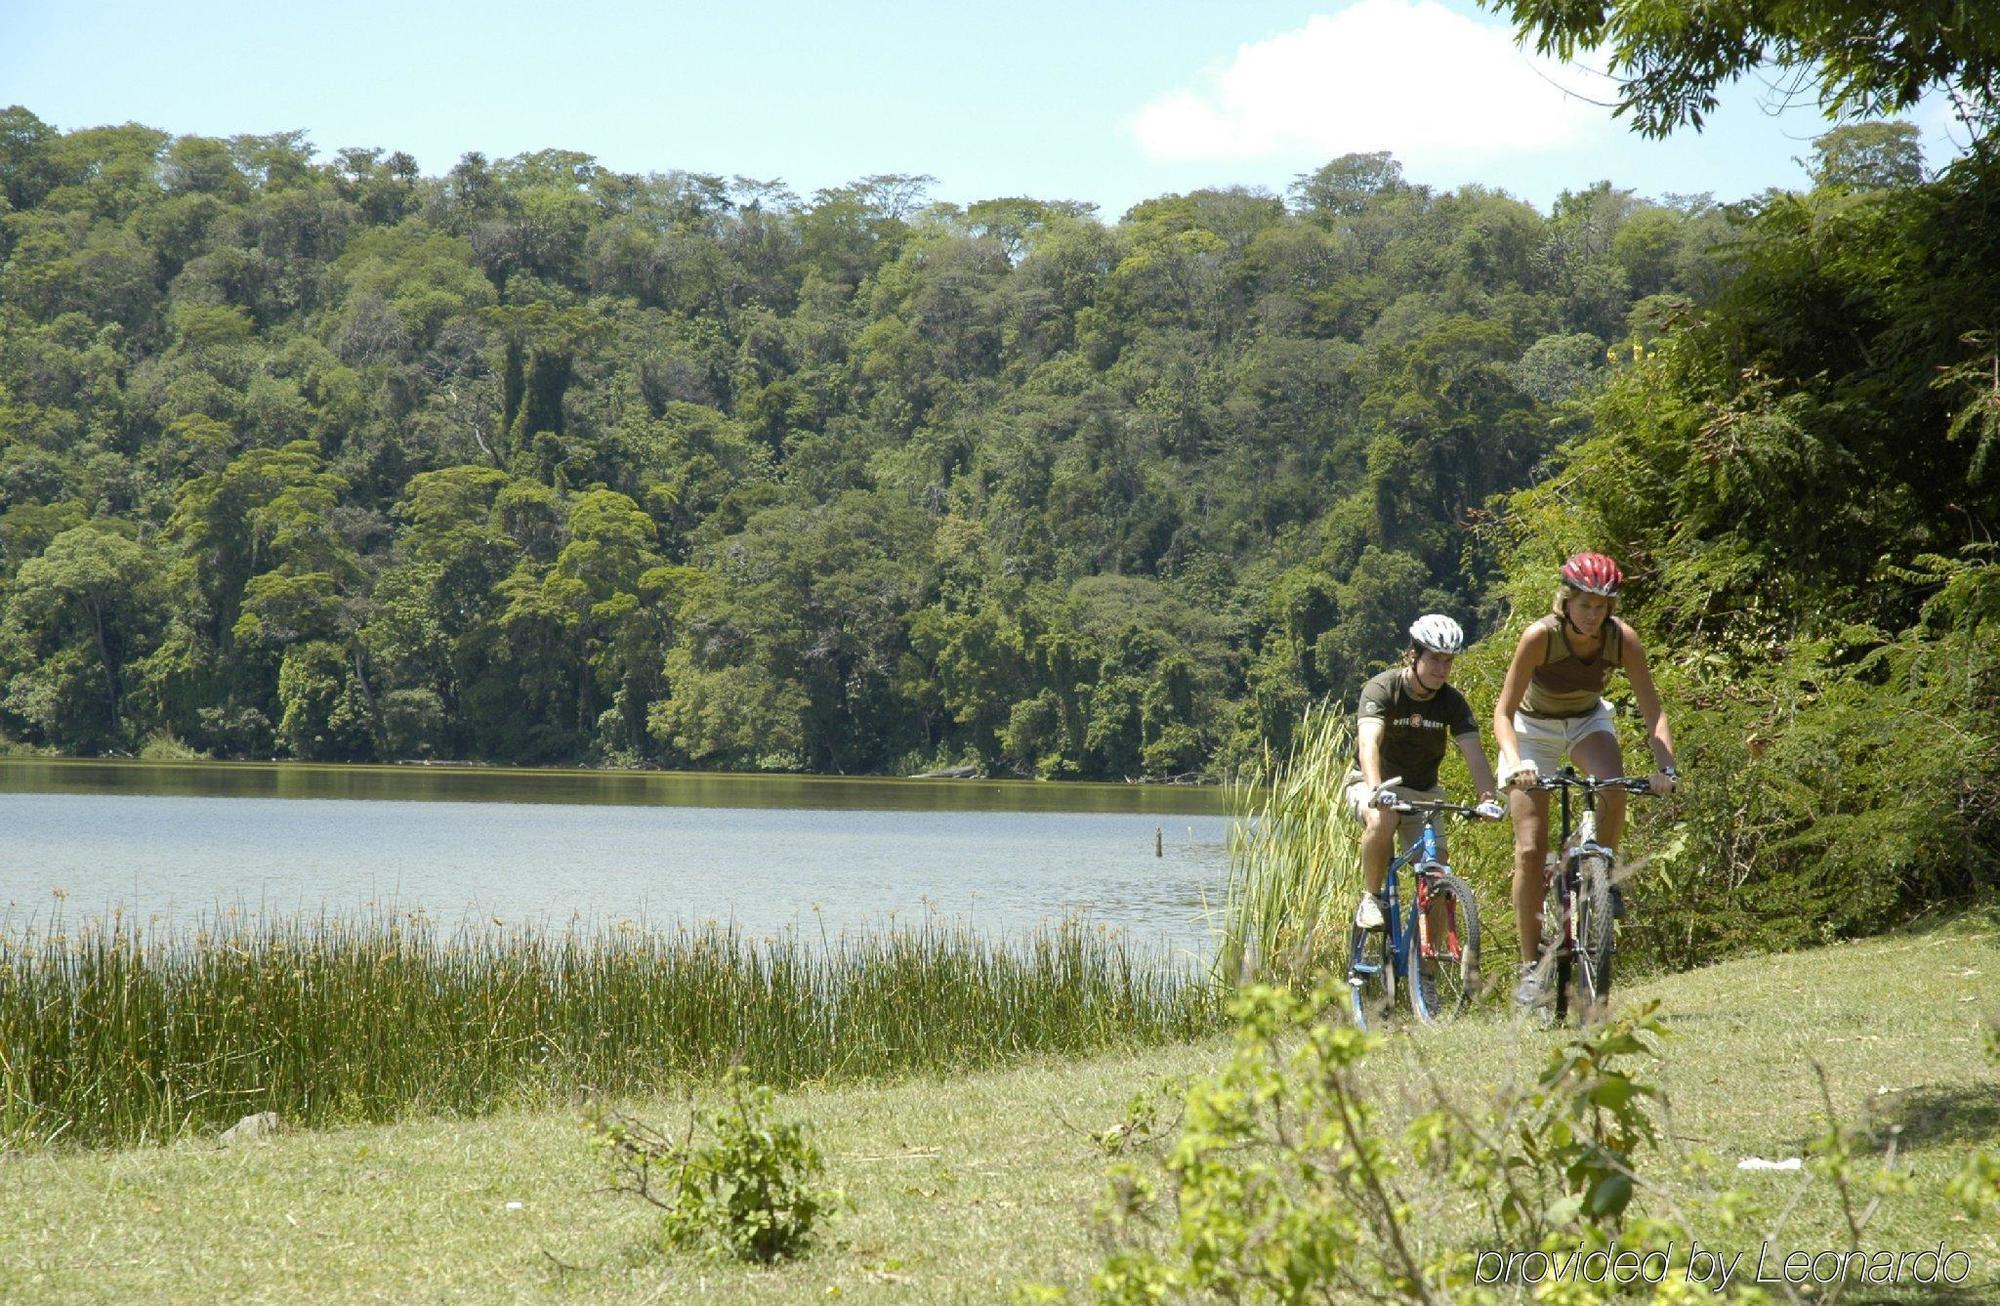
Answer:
[
  {"left": 1574, "top": 852, "right": 1615, "bottom": 1014},
  {"left": 1408, "top": 871, "right": 1480, "bottom": 1024},
  {"left": 1348, "top": 922, "right": 1395, "bottom": 1031}
]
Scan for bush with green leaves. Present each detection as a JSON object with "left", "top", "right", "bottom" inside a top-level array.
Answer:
[
  {"left": 589, "top": 1068, "right": 838, "bottom": 1264},
  {"left": 1075, "top": 984, "right": 1698, "bottom": 1303},
  {"left": 1473, "top": 153, "right": 2000, "bottom": 969},
  {"left": 1055, "top": 981, "right": 2000, "bottom": 1304},
  {"left": 1951, "top": 1021, "right": 2000, "bottom": 1220}
]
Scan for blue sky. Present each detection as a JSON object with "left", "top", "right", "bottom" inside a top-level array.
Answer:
[{"left": 3, "top": 0, "right": 1967, "bottom": 217}]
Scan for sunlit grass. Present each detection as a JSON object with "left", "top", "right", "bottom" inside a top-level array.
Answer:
[
  {"left": 0, "top": 909, "right": 1219, "bottom": 1151},
  {"left": 5, "top": 917, "right": 1991, "bottom": 1302}
]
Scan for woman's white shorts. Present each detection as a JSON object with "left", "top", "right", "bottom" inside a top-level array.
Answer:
[{"left": 1511, "top": 700, "right": 1618, "bottom": 776}]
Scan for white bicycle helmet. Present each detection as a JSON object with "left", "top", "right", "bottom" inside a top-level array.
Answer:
[{"left": 1408, "top": 613, "right": 1465, "bottom": 654}]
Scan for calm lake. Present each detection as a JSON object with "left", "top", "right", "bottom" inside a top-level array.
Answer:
[{"left": 0, "top": 760, "right": 1236, "bottom": 957}]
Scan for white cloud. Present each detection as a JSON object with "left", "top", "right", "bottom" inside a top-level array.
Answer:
[{"left": 1131, "top": 0, "right": 1608, "bottom": 166}]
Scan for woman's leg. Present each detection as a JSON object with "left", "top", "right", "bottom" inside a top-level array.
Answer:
[
  {"left": 1509, "top": 786, "right": 1551, "bottom": 964},
  {"left": 1572, "top": 729, "right": 1627, "bottom": 845}
]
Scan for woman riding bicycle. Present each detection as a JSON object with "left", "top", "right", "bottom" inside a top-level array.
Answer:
[{"left": 1492, "top": 553, "right": 1678, "bottom": 1010}]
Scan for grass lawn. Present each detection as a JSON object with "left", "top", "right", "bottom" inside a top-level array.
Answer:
[{"left": 4, "top": 909, "right": 1996, "bottom": 1303}]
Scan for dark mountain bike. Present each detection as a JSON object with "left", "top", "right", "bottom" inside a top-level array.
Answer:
[
  {"left": 1347, "top": 798, "right": 1497, "bottom": 1030},
  {"left": 1525, "top": 767, "right": 1656, "bottom": 1023}
]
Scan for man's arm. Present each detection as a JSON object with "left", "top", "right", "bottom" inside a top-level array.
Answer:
[
  {"left": 1356, "top": 716, "right": 1387, "bottom": 788},
  {"left": 1454, "top": 731, "right": 1498, "bottom": 800}
]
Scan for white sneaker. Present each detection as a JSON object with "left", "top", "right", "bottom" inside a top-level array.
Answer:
[
  {"left": 1354, "top": 891, "right": 1385, "bottom": 931},
  {"left": 1513, "top": 961, "right": 1550, "bottom": 1009}
]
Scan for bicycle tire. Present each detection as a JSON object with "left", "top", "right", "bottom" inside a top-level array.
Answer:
[
  {"left": 1574, "top": 851, "right": 1615, "bottom": 1014},
  {"left": 1407, "top": 871, "right": 1480, "bottom": 1024},
  {"left": 1542, "top": 872, "right": 1570, "bottom": 1025},
  {"left": 1348, "top": 922, "right": 1395, "bottom": 1031}
]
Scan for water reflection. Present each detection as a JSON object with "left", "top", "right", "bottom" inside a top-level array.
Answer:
[
  {"left": 0, "top": 757, "right": 1230, "bottom": 813},
  {"left": 1, "top": 767, "right": 1235, "bottom": 958}
]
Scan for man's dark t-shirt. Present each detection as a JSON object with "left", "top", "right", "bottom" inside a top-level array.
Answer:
[{"left": 1355, "top": 667, "right": 1478, "bottom": 791}]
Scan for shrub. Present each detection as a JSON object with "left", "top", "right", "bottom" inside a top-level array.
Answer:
[
  {"left": 1078, "top": 983, "right": 1684, "bottom": 1303},
  {"left": 590, "top": 1068, "right": 838, "bottom": 1264}
]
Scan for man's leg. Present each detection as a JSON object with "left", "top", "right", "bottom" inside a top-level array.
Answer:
[
  {"left": 1354, "top": 804, "right": 1399, "bottom": 929},
  {"left": 1360, "top": 804, "right": 1398, "bottom": 894}
]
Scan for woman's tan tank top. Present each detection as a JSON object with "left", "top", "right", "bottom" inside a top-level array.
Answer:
[{"left": 1520, "top": 615, "right": 1623, "bottom": 718}]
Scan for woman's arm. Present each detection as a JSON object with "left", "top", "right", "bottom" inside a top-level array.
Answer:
[
  {"left": 1491, "top": 623, "right": 1544, "bottom": 782},
  {"left": 1619, "top": 619, "right": 1678, "bottom": 790}
]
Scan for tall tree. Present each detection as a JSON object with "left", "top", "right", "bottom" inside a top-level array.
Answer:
[{"left": 1489, "top": 0, "right": 2000, "bottom": 138}]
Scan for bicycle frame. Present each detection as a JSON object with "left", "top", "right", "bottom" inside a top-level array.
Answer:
[
  {"left": 1348, "top": 801, "right": 1482, "bottom": 1027},
  {"left": 1535, "top": 766, "right": 1649, "bottom": 1020},
  {"left": 1371, "top": 814, "right": 1446, "bottom": 982},
  {"left": 1556, "top": 776, "right": 1613, "bottom": 884}
]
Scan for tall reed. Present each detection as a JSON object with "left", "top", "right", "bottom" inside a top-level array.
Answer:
[
  {"left": 0, "top": 911, "right": 1218, "bottom": 1151},
  {"left": 1215, "top": 701, "right": 1362, "bottom": 987}
]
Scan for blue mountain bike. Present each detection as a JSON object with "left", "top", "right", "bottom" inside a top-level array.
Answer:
[{"left": 1347, "top": 797, "right": 1492, "bottom": 1030}]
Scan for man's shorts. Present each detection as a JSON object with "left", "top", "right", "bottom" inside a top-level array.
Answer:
[
  {"left": 1344, "top": 769, "right": 1449, "bottom": 862},
  {"left": 1511, "top": 700, "right": 1618, "bottom": 778}
]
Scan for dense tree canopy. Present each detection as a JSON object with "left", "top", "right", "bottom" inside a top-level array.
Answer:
[
  {"left": 2, "top": 0, "right": 1991, "bottom": 984},
  {"left": 1460, "top": 5, "right": 2000, "bottom": 955},
  {"left": 4, "top": 7, "right": 1996, "bottom": 953},
  {"left": 0, "top": 105, "right": 1752, "bottom": 776}
]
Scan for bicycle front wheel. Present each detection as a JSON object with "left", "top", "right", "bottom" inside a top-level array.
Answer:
[
  {"left": 1348, "top": 922, "right": 1395, "bottom": 1031},
  {"left": 1408, "top": 872, "right": 1481, "bottom": 1024},
  {"left": 1574, "top": 852, "right": 1615, "bottom": 1014},
  {"left": 1540, "top": 873, "right": 1568, "bottom": 1025}
]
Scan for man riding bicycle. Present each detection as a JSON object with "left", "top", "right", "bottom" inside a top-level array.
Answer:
[
  {"left": 1349, "top": 614, "right": 1503, "bottom": 932},
  {"left": 1492, "top": 552, "right": 1678, "bottom": 1010}
]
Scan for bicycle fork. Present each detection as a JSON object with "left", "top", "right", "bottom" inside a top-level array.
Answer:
[
  {"left": 1409, "top": 867, "right": 1460, "bottom": 967},
  {"left": 1554, "top": 813, "right": 1615, "bottom": 1020}
]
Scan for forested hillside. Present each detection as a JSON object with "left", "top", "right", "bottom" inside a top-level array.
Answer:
[{"left": 0, "top": 107, "right": 1733, "bottom": 776}]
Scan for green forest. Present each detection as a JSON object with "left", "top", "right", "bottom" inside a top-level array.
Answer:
[
  {"left": 3, "top": 0, "right": 2000, "bottom": 958},
  {"left": 0, "top": 105, "right": 1744, "bottom": 778}
]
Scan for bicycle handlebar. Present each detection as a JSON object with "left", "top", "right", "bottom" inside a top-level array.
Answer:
[
  {"left": 1386, "top": 798, "right": 1502, "bottom": 820},
  {"left": 1518, "top": 771, "right": 1659, "bottom": 796}
]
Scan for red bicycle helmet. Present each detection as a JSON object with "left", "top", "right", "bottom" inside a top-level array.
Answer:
[{"left": 1560, "top": 551, "right": 1623, "bottom": 596}]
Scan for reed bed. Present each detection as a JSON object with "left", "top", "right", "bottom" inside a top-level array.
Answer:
[
  {"left": 1216, "top": 701, "right": 1363, "bottom": 987},
  {"left": 0, "top": 911, "right": 1219, "bottom": 1151}
]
